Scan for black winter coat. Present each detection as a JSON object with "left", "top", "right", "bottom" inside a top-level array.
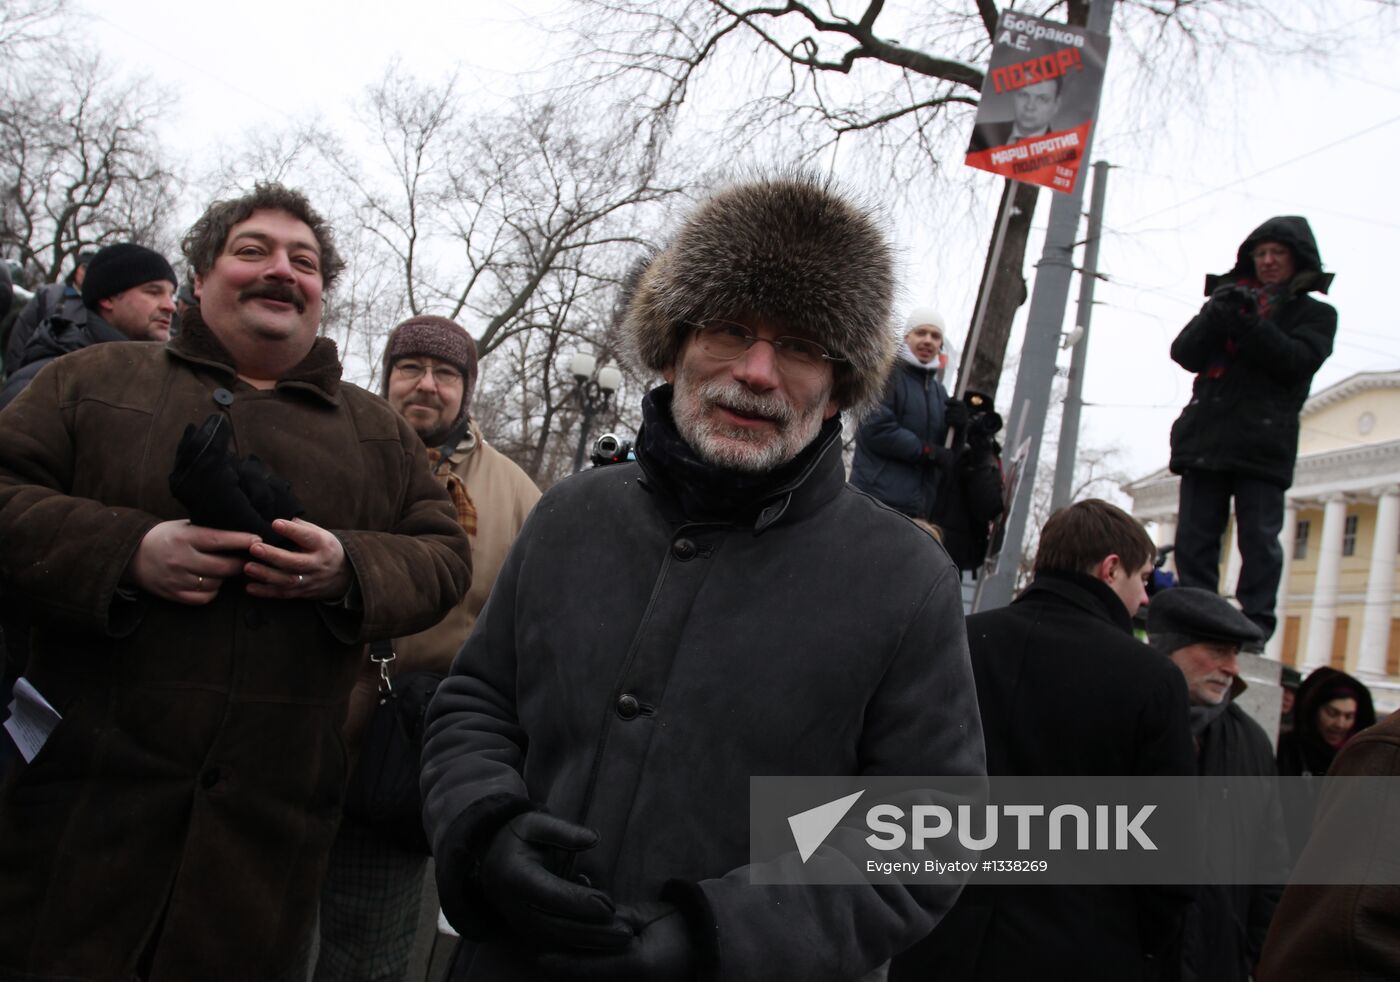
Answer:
[
  {"left": 422, "top": 412, "right": 987, "bottom": 982},
  {"left": 1168, "top": 216, "right": 1336, "bottom": 489},
  {"left": 1177, "top": 701, "right": 1289, "bottom": 982},
  {"left": 850, "top": 358, "right": 950, "bottom": 517},
  {"left": 0, "top": 309, "right": 125, "bottom": 410},
  {"left": 893, "top": 572, "right": 1196, "bottom": 982},
  {"left": 4, "top": 283, "right": 87, "bottom": 377}
]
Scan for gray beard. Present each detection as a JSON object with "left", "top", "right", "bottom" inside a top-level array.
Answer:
[{"left": 671, "top": 377, "right": 825, "bottom": 473}]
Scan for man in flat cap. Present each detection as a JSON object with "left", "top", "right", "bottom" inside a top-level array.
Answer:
[
  {"left": 422, "top": 173, "right": 985, "bottom": 980},
  {"left": 1148, "top": 587, "right": 1291, "bottom": 982}
]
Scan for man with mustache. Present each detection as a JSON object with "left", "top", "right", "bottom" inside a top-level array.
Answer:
[
  {"left": 312, "top": 315, "right": 539, "bottom": 982},
  {"left": 422, "top": 174, "right": 985, "bottom": 981},
  {"left": 1147, "top": 587, "right": 1290, "bottom": 982},
  {"left": 0, "top": 242, "right": 178, "bottom": 409},
  {"left": 0, "top": 183, "right": 471, "bottom": 981}
]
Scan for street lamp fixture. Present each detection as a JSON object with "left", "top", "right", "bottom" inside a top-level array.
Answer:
[{"left": 570, "top": 353, "right": 622, "bottom": 473}]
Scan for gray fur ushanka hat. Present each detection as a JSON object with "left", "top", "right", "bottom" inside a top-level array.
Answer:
[{"left": 621, "top": 173, "right": 896, "bottom": 413}]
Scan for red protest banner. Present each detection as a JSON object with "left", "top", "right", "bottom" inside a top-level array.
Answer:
[{"left": 965, "top": 13, "right": 1110, "bottom": 194}]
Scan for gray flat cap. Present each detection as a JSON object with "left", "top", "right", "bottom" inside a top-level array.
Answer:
[{"left": 1147, "top": 587, "right": 1263, "bottom": 651}]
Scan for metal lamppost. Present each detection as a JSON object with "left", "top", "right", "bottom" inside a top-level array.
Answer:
[{"left": 569, "top": 352, "right": 622, "bottom": 473}]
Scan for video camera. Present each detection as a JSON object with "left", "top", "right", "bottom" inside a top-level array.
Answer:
[{"left": 590, "top": 433, "right": 635, "bottom": 468}]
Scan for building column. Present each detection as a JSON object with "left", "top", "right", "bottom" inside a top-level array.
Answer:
[
  {"left": 1302, "top": 494, "right": 1348, "bottom": 671},
  {"left": 1224, "top": 508, "right": 1244, "bottom": 602},
  {"left": 1265, "top": 501, "right": 1299, "bottom": 662},
  {"left": 1357, "top": 486, "right": 1400, "bottom": 679},
  {"left": 1157, "top": 518, "right": 1178, "bottom": 575}
]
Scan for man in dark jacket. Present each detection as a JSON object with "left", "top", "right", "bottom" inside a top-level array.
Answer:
[
  {"left": 422, "top": 174, "right": 986, "bottom": 982},
  {"left": 0, "top": 242, "right": 178, "bottom": 410},
  {"left": 3, "top": 249, "right": 94, "bottom": 374},
  {"left": 893, "top": 498, "right": 1196, "bottom": 982},
  {"left": 1147, "top": 587, "right": 1290, "bottom": 982},
  {"left": 850, "top": 306, "right": 967, "bottom": 519},
  {"left": 0, "top": 183, "right": 472, "bottom": 982},
  {"left": 1168, "top": 217, "right": 1336, "bottom": 640}
]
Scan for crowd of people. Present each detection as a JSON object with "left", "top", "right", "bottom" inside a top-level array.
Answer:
[{"left": 0, "top": 174, "right": 1387, "bottom": 982}]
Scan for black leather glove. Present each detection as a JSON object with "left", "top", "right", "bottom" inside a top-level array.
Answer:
[
  {"left": 537, "top": 901, "right": 696, "bottom": 981},
  {"left": 927, "top": 447, "right": 957, "bottom": 471},
  {"left": 480, "top": 812, "right": 634, "bottom": 952},
  {"left": 944, "top": 398, "right": 969, "bottom": 433},
  {"left": 170, "top": 415, "right": 302, "bottom": 548},
  {"left": 170, "top": 414, "right": 279, "bottom": 542},
  {"left": 236, "top": 454, "right": 304, "bottom": 542}
]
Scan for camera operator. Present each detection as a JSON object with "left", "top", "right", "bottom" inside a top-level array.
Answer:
[{"left": 1167, "top": 216, "right": 1337, "bottom": 642}]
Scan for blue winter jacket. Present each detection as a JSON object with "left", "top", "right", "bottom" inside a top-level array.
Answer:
[{"left": 850, "top": 358, "right": 949, "bottom": 518}]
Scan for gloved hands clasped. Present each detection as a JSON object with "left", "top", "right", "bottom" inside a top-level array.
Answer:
[{"left": 477, "top": 812, "right": 698, "bottom": 980}]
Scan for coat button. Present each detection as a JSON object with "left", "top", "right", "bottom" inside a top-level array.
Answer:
[
  {"left": 616, "top": 694, "right": 640, "bottom": 720},
  {"left": 243, "top": 609, "right": 265, "bottom": 630},
  {"left": 200, "top": 767, "right": 222, "bottom": 789},
  {"left": 212, "top": 387, "right": 235, "bottom": 407},
  {"left": 671, "top": 538, "right": 696, "bottom": 560}
]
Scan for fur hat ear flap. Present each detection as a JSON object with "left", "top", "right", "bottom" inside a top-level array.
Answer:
[{"left": 621, "top": 173, "right": 897, "bottom": 412}]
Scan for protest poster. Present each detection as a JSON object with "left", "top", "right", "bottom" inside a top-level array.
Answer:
[{"left": 964, "top": 12, "right": 1110, "bottom": 193}]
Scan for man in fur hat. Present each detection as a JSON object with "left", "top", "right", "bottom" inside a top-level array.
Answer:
[
  {"left": 313, "top": 315, "right": 539, "bottom": 982},
  {"left": 422, "top": 174, "right": 985, "bottom": 981}
]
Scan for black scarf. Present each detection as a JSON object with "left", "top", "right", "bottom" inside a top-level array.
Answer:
[{"left": 634, "top": 384, "right": 840, "bottom": 524}]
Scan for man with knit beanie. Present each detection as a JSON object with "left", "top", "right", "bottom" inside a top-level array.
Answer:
[
  {"left": 423, "top": 174, "right": 984, "bottom": 980},
  {"left": 312, "top": 315, "right": 539, "bottom": 982},
  {"left": 0, "top": 242, "right": 177, "bottom": 409},
  {"left": 850, "top": 306, "right": 968, "bottom": 520}
]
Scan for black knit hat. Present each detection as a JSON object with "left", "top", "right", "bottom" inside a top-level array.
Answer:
[
  {"left": 380, "top": 315, "right": 479, "bottom": 426},
  {"left": 81, "top": 243, "right": 177, "bottom": 310}
]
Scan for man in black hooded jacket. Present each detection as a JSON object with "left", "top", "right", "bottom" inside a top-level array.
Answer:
[{"left": 1168, "top": 217, "right": 1336, "bottom": 641}]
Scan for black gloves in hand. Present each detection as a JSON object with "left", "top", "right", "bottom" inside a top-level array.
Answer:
[
  {"left": 537, "top": 901, "right": 697, "bottom": 981},
  {"left": 480, "top": 812, "right": 634, "bottom": 952},
  {"left": 1207, "top": 284, "right": 1259, "bottom": 329},
  {"left": 169, "top": 414, "right": 303, "bottom": 548},
  {"left": 944, "top": 398, "right": 969, "bottom": 433}
]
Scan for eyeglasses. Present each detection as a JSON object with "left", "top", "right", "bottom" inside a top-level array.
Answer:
[
  {"left": 686, "top": 320, "right": 845, "bottom": 379},
  {"left": 392, "top": 361, "right": 463, "bottom": 385}
]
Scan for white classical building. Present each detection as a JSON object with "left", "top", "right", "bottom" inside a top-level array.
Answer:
[{"left": 1124, "top": 370, "right": 1400, "bottom": 707}]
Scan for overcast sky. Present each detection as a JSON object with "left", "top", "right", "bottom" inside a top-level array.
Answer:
[{"left": 79, "top": 0, "right": 1400, "bottom": 487}]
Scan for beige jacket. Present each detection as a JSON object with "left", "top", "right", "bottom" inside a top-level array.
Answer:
[{"left": 347, "top": 420, "right": 540, "bottom": 742}]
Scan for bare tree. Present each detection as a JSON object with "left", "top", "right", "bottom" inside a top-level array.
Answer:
[
  {"left": 321, "top": 65, "right": 683, "bottom": 484},
  {"left": 572, "top": 0, "right": 1398, "bottom": 400},
  {"left": 0, "top": 48, "right": 180, "bottom": 283}
]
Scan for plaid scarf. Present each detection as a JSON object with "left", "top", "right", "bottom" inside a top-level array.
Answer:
[{"left": 426, "top": 447, "right": 476, "bottom": 536}]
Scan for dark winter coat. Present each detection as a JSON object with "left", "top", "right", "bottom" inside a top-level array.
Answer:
[
  {"left": 422, "top": 400, "right": 986, "bottom": 982},
  {"left": 0, "top": 308, "right": 126, "bottom": 410},
  {"left": 1275, "top": 667, "right": 1376, "bottom": 860},
  {"left": 850, "top": 358, "right": 950, "bottom": 518},
  {"left": 1168, "top": 216, "right": 1336, "bottom": 489},
  {"left": 1177, "top": 700, "right": 1290, "bottom": 982},
  {"left": 893, "top": 571, "right": 1196, "bottom": 982},
  {"left": 929, "top": 412, "right": 1004, "bottom": 572},
  {"left": 0, "top": 312, "right": 472, "bottom": 982},
  {"left": 4, "top": 282, "right": 87, "bottom": 377},
  {"left": 1256, "top": 710, "right": 1400, "bottom": 982}
]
